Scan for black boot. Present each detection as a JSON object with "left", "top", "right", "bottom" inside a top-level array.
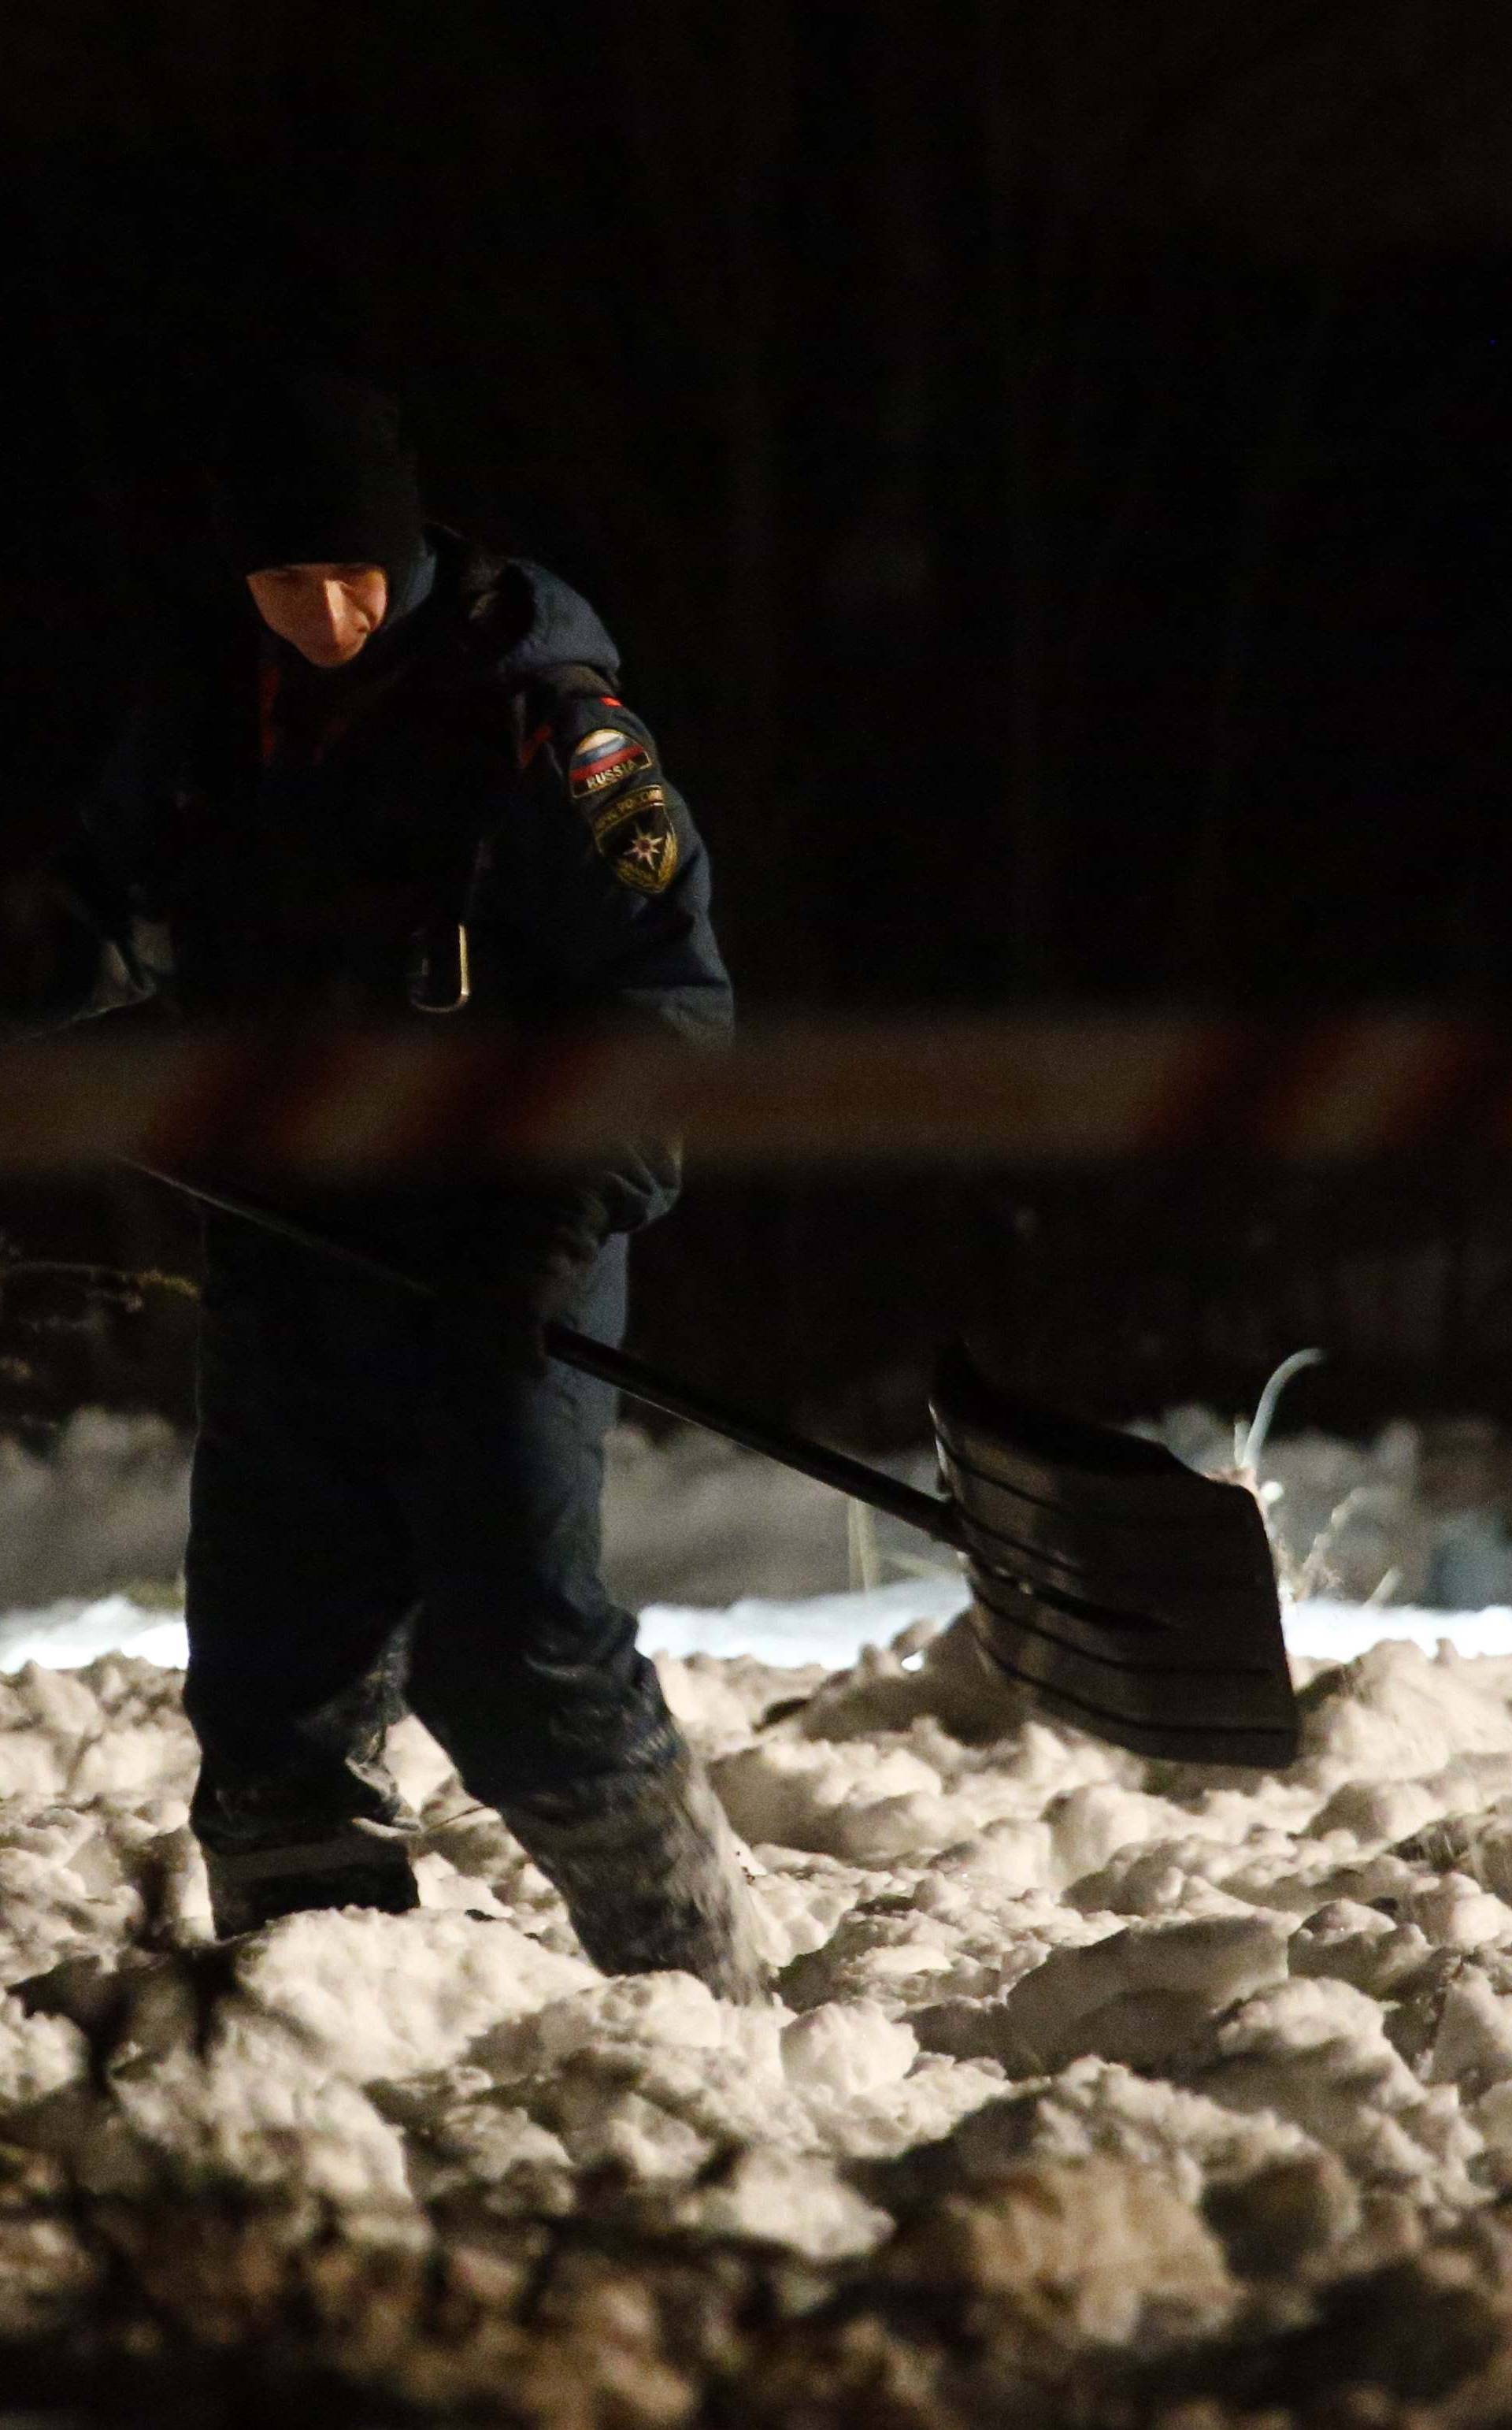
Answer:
[
  {"left": 193, "top": 1753, "right": 420, "bottom": 1938},
  {"left": 503, "top": 1742, "right": 767, "bottom": 2002},
  {"left": 200, "top": 1816, "right": 420, "bottom": 1937}
]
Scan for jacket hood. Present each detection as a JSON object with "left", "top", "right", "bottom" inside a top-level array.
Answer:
[{"left": 439, "top": 529, "right": 622, "bottom": 686}]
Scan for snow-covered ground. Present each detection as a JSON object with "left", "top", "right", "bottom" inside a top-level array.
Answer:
[
  {"left": 9, "top": 1404, "right": 1512, "bottom": 2409},
  {"left": 3, "top": 1566, "right": 1512, "bottom": 2272}
]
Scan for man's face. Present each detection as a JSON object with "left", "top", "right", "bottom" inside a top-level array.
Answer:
[{"left": 245, "top": 563, "right": 389, "bottom": 666}]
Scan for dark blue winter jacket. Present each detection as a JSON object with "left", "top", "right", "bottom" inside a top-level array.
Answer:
[{"left": 33, "top": 528, "right": 732, "bottom": 1261}]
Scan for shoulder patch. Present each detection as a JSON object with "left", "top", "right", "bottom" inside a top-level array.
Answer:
[
  {"left": 569, "top": 726, "right": 654, "bottom": 800},
  {"left": 591, "top": 781, "right": 680, "bottom": 893}
]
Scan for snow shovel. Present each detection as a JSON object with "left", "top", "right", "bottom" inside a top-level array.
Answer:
[{"left": 132, "top": 1163, "right": 1299, "bottom": 1770}]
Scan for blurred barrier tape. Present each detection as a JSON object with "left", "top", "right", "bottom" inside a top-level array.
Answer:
[{"left": 0, "top": 1011, "right": 1506, "bottom": 1173}]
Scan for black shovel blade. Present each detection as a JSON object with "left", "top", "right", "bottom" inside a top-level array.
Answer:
[{"left": 930, "top": 1344, "right": 1299, "bottom": 1768}]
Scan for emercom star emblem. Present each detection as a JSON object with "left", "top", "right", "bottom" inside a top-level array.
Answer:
[{"left": 590, "top": 781, "right": 680, "bottom": 892}]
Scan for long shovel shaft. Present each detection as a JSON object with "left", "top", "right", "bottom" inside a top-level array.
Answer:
[
  {"left": 134, "top": 1164, "right": 961, "bottom": 1549},
  {"left": 130, "top": 1162, "right": 1299, "bottom": 1768}
]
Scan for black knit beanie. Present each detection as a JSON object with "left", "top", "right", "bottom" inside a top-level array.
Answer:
[{"left": 208, "top": 367, "right": 426, "bottom": 605}]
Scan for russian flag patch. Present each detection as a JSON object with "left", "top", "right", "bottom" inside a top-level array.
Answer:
[{"left": 568, "top": 726, "right": 654, "bottom": 800}]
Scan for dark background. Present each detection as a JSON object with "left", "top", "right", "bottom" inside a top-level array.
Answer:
[{"left": 6, "top": 2, "right": 1512, "bottom": 1446}]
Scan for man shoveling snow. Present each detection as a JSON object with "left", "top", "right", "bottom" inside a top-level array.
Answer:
[{"left": 1, "top": 363, "right": 763, "bottom": 1997}]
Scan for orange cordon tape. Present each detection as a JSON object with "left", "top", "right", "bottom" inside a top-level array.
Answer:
[{"left": 0, "top": 1011, "right": 1504, "bottom": 1174}]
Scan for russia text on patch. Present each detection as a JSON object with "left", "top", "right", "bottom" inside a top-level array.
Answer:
[{"left": 569, "top": 727, "right": 654, "bottom": 799}]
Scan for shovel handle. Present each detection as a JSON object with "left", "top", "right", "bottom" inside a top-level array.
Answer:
[
  {"left": 539, "top": 1321, "right": 962, "bottom": 1546},
  {"left": 131, "top": 1163, "right": 963, "bottom": 1551}
]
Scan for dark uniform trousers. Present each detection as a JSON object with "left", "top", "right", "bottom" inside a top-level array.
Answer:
[{"left": 183, "top": 1219, "right": 681, "bottom": 1862}]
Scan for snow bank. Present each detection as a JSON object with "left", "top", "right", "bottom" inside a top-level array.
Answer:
[
  {"left": 0, "top": 1410, "right": 189, "bottom": 1613},
  {"left": 0, "top": 1408, "right": 941, "bottom": 1630},
  {"left": 8, "top": 1397, "right": 1512, "bottom": 1653}
]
